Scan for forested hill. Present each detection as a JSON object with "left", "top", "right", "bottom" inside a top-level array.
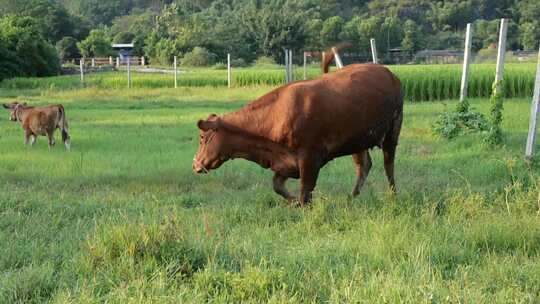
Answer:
[{"left": 0, "top": 0, "right": 539, "bottom": 80}]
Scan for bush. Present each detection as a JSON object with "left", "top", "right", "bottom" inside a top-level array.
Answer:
[
  {"left": 56, "top": 36, "right": 80, "bottom": 61},
  {"left": 433, "top": 100, "right": 488, "bottom": 139},
  {"left": 0, "top": 15, "right": 60, "bottom": 81},
  {"left": 475, "top": 48, "right": 497, "bottom": 63},
  {"left": 212, "top": 63, "right": 227, "bottom": 70},
  {"left": 77, "top": 29, "right": 113, "bottom": 57},
  {"left": 181, "top": 47, "right": 217, "bottom": 67},
  {"left": 254, "top": 56, "right": 277, "bottom": 67},
  {"left": 231, "top": 58, "right": 248, "bottom": 67}
]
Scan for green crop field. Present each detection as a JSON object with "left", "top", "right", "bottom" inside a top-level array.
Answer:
[
  {"left": 1, "top": 85, "right": 540, "bottom": 303},
  {"left": 1, "top": 63, "right": 537, "bottom": 102}
]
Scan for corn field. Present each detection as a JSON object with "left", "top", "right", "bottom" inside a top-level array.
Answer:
[{"left": 1, "top": 63, "right": 536, "bottom": 101}]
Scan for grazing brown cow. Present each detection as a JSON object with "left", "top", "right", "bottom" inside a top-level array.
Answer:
[
  {"left": 193, "top": 52, "right": 403, "bottom": 205},
  {"left": 3, "top": 102, "right": 71, "bottom": 150}
]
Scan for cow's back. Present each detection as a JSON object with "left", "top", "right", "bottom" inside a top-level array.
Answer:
[
  {"left": 24, "top": 105, "right": 62, "bottom": 135},
  {"left": 274, "top": 64, "right": 401, "bottom": 153},
  {"left": 223, "top": 64, "right": 401, "bottom": 157}
]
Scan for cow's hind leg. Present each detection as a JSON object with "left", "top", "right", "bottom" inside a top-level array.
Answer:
[
  {"left": 351, "top": 150, "right": 372, "bottom": 197},
  {"left": 273, "top": 173, "right": 294, "bottom": 202},
  {"left": 382, "top": 113, "right": 402, "bottom": 193},
  {"left": 382, "top": 145, "right": 397, "bottom": 192},
  {"left": 25, "top": 130, "right": 36, "bottom": 147}
]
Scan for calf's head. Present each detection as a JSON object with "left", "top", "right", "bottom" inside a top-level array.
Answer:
[
  {"left": 2, "top": 102, "right": 25, "bottom": 121},
  {"left": 193, "top": 114, "right": 230, "bottom": 173}
]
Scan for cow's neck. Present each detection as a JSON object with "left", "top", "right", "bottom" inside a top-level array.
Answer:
[
  {"left": 226, "top": 129, "right": 295, "bottom": 171},
  {"left": 15, "top": 107, "right": 30, "bottom": 122}
]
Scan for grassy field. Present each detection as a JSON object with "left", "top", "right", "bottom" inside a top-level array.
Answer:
[
  {"left": 0, "top": 63, "right": 537, "bottom": 101},
  {"left": 0, "top": 86, "right": 540, "bottom": 303}
]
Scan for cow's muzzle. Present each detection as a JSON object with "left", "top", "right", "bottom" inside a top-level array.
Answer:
[{"left": 193, "top": 158, "right": 209, "bottom": 174}]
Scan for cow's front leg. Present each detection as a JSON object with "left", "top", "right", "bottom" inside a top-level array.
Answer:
[
  {"left": 272, "top": 173, "right": 295, "bottom": 202},
  {"left": 47, "top": 132, "right": 55, "bottom": 150},
  {"left": 298, "top": 152, "right": 321, "bottom": 206}
]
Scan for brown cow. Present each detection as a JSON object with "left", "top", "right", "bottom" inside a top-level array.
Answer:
[
  {"left": 3, "top": 102, "right": 71, "bottom": 150},
  {"left": 193, "top": 53, "right": 403, "bottom": 205}
]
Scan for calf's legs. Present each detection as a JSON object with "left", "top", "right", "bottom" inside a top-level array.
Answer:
[
  {"left": 25, "top": 130, "right": 36, "bottom": 147},
  {"left": 47, "top": 132, "right": 55, "bottom": 150}
]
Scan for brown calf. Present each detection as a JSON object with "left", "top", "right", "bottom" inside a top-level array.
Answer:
[{"left": 3, "top": 102, "right": 71, "bottom": 150}]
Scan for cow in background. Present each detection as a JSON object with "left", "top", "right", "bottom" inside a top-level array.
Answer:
[{"left": 3, "top": 102, "right": 71, "bottom": 150}]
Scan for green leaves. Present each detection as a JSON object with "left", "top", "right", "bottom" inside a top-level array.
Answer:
[{"left": 433, "top": 100, "right": 489, "bottom": 140}]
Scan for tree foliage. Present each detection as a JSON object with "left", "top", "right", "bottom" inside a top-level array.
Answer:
[
  {"left": 1, "top": 0, "right": 540, "bottom": 78},
  {"left": 0, "top": 15, "right": 59, "bottom": 81}
]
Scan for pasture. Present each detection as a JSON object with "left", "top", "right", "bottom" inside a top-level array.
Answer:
[{"left": 1, "top": 84, "right": 540, "bottom": 303}]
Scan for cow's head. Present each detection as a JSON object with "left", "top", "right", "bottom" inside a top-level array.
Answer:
[
  {"left": 193, "top": 114, "right": 230, "bottom": 173},
  {"left": 2, "top": 102, "right": 26, "bottom": 121}
]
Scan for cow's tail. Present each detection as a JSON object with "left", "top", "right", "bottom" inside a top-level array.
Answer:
[
  {"left": 322, "top": 43, "right": 353, "bottom": 74},
  {"left": 58, "top": 105, "right": 71, "bottom": 150}
]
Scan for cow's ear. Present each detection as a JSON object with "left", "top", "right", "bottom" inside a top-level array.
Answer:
[{"left": 197, "top": 119, "right": 219, "bottom": 131}]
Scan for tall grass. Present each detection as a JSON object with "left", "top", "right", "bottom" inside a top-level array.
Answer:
[{"left": 0, "top": 63, "right": 537, "bottom": 101}]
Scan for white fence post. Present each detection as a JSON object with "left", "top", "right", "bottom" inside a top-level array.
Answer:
[
  {"left": 91, "top": 58, "right": 95, "bottom": 67},
  {"left": 460, "top": 23, "right": 473, "bottom": 102},
  {"left": 289, "top": 49, "right": 293, "bottom": 82},
  {"left": 303, "top": 51, "right": 307, "bottom": 80},
  {"left": 174, "top": 56, "right": 178, "bottom": 88},
  {"left": 525, "top": 47, "right": 540, "bottom": 159},
  {"left": 141, "top": 56, "right": 145, "bottom": 66},
  {"left": 80, "top": 58, "right": 84, "bottom": 85},
  {"left": 284, "top": 49, "right": 289, "bottom": 83},
  {"left": 227, "top": 53, "right": 231, "bottom": 88},
  {"left": 127, "top": 56, "right": 131, "bottom": 88},
  {"left": 332, "top": 47, "right": 344, "bottom": 69},
  {"left": 495, "top": 18, "right": 508, "bottom": 92},
  {"left": 370, "top": 38, "right": 379, "bottom": 64},
  {"left": 116, "top": 57, "right": 120, "bottom": 68},
  {"left": 109, "top": 56, "right": 113, "bottom": 65}
]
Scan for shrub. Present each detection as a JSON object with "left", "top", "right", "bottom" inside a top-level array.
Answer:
[
  {"left": 77, "top": 29, "right": 113, "bottom": 57},
  {"left": 153, "top": 39, "right": 181, "bottom": 65},
  {"left": 56, "top": 36, "right": 80, "bottom": 62},
  {"left": 0, "top": 15, "right": 60, "bottom": 81},
  {"left": 254, "top": 56, "right": 277, "bottom": 67},
  {"left": 433, "top": 100, "right": 488, "bottom": 139},
  {"left": 231, "top": 58, "right": 248, "bottom": 67},
  {"left": 212, "top": 63, "right": 227, "bottom": 70},
  {"left": 475, "top": 48, "right": 497, "bottom": 63},
  {"left": 181, "top": 47, "right": 217, "bottom": 67}
]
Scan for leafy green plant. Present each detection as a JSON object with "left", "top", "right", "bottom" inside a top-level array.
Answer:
[
  {"left": 485, "top": 80, "right": 504, "bottom": 146},
  {"left": 433, "top": 99, "right": 488, "bottom": 139}
]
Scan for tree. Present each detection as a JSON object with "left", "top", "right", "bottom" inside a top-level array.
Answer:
[
  {"left": 401, "top": 19, "right": 421, "bottom": 52},
  {"left": 520, "top": 22, "right": 540, "bottom": 51},
  {"left": 180, "top": 47, "right": 217, "bottom": 66},
  {"left": 56, "top": 36, "right": 80, "bottom": 61},
  {"left": 77, "top": 29, "right": 113, "bottom": 57},
  {"left": 0, "top": 15, "right": 60, "bottom": 81},
  {"left": 321, "top": 16, "right": 345, "bottom": 48}
]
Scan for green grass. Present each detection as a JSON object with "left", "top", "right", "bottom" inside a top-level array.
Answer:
[
  {"left": 1, "top": 63, "right": 537, "bottom": 101},
  {"left": 1, "top": 86, "right": 540, "bottom": 303}
]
